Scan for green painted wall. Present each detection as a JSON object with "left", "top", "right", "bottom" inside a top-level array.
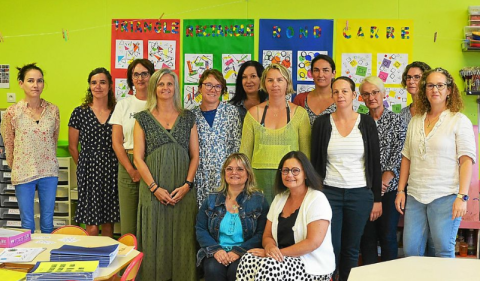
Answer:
[{"left": 1, "top": 0, "right": 479, "bottom": 142}]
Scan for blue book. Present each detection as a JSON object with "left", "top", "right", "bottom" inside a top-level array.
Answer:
[{"left": 50, "top": 244, "right": 119, "bottom": 267}]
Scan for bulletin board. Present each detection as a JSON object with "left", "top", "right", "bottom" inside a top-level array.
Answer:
[
  {"left": 335, "top": 19, "right": 413, "bottom": 113},
  {"left": 182, "top": 19, "right": 254, "bottom": 109},
  {"left": 258, "top": 19, "right": 334, "bottom": 99},
  {"left": 110, "top": 19, "right": 181, "bottom": 101}
]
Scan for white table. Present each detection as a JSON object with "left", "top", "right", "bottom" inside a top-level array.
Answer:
[{"left": 349, "top": 256, "right": 480, "bottom": 281}]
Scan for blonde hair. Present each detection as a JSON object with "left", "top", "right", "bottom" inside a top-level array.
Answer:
[
  {"left": 217, "top": 153, "right": 259, "bottom": 196},
  {"left": 260, "top": 64, "right": 294, "bottom": 95},
  {"left": 146, "top": 68, "right": 183, "bottom": 113},
  {"left": 359, "top": 76, "right": 385, "bottom": 94}
]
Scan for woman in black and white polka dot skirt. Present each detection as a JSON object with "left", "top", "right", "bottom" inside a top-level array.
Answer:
[{"left": 236, "top": 151, "right": 335, "bottom": 281}]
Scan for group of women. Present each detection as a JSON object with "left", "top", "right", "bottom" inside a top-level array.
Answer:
[{"left": 0, "top": 55, "right": 475, "bottom": 281}]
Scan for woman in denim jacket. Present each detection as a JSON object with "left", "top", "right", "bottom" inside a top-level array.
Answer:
[{"left": 196, "top": 153, "right": 269, "bottom": 281}]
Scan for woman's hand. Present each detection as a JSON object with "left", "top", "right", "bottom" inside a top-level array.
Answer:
[
  {"left": 127, "top": 168, "right": 141, "bottom": 182},
  {"left": 227, "top": 252, "right": 240, "bottom": 263},
  {"left": 170, "top": 184, "right": 190, "bottom": 203},
  {"left": 265, "top": 244, "right": 284, "bottom": 262},
  {"left": 247, "top": 248, "right": 266, "bottom": 257},
  {"left": 152, "top": 186, "right": 176, "bottom": 205},
  {"left": 395, "top": 192, "right": 406, "bottom": 215},
  {"left": 370, "top": 202, "right": 382, "bottom": 221},
  {"left": 214, "top": 250, "right": 230, "bottom": 266},
  {"left": 452, "top": 198, "right": 467, "bottom": 219}
]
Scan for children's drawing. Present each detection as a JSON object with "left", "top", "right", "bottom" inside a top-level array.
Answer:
[
  {"left": 384, "top": 87, "right": 407, "bottom": 112},
  {"left": 296, "top": 84, "right": 315, "bottom": 94},
  {"left": 148, "top": 40, "right": 176, "bottom": 69},
  {"left": 184, "top": 85, "right": 201, "bottom": 110},
  {"left": 377, "top": 53, "right": 408, "bottom": 84},
  {"left": 115, "top": 78, "right": 131, "bottom": 101},
  {"left": 222, "top": 54, "right": 252, "bottom": 84},
  {"left": 184, "top": 54, "right": 213, "bottom": 84},
  {"left": 222, "top": 86, "right": 236, "bottom": 102},
  {"left": 262, "top": 50, "right": 293, "bottom": 73},
  {"left": 115, "top": 40, "right": 143, "bottom": 69},
  {"left": 341, "top": 53, "right": 372, "bottom": 83},
  {"left": 0, "top": 64, "right": 10, "bottom": 89},
  {"left": 297, "top": 51, "right": 328, "bottom": 81}
]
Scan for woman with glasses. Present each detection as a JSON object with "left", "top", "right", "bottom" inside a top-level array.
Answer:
[
  {"left": 196, "top": 153, "right": 269, "bottom": 281},
  {"left": 311, "top": 76, "right": 382, "bottom": 281},
  {"left": 109, "top": 59, "right": 154, "bottom": 235},
  {"left": 240, "top": 64, "right": 311, "bottom": 203},
  {"left": 293, "top": 55, "right": 336, "bottom": 125},
  {"left": 395, "top": 68, "right": 475, "bottom": 257},
  {"left": 400, "top": 61, "right": 431, "bottom": 125},
  {"left": 358, "top": 76, "right": 406, "bottom": 264},
  {"left": 236, "top": 151, "right": 335, "bottom": 281},
  {"left": 193, "top": 69, "right": 242, "bottom": 207}
]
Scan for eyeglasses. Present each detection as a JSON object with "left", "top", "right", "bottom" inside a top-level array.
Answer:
[
  {"left": 225, "top": 167, "right": 245, "bottom": 173},
  {"left": 202, "top": 83, "right": 223, "bottom": 92},
  {"left": 426, "top": 83, "right": 447, "bottom": 91},
  {"left": 280, "top": 167, "right": 301, "bottom": 176},
  {"left": 406, "top": 75, "right": 422, "bottom": 81},
  {"left": 133, "top": 72, "right": 150, "bottom": 80},
  {"left": 361, "top": 90, "right": 381, "bottom": 98}
]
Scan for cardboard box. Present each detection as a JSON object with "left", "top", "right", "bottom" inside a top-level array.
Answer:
[{"left": 0, "top": 228, "right": 31, "bottom": 248}]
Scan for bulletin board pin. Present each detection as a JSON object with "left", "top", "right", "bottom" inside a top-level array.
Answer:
[
  {"left": 434, "top": 32, "right": 437, "bottom": 42},
  {"left": 62, "top": 29, "right": 69, "bottom": 42},
  {"left": 159, "top": 13, "right": 165, "bottom": 20},
  {"left": 0, "top": 31, "right": 4, "bottom": 43}
]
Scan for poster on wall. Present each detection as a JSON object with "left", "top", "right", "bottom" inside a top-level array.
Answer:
[
  {"left": 259, "top": 19, "right": 334, "bottom": 97},
  {"left": 335, "top": 19, "right": 413, "bottom": 112},
  {"left": 182, "top": 19, "right": 254, "bottom": 109},
  {"left": 111, "top": 19, "right": 181, "bottom": 101},
  {"left": 0, "top": 65, "right": 10, "bottom": 89}
]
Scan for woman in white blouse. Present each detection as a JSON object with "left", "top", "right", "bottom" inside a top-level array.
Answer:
[{"left": 395, "top": 68, "right": 476, "bottom": 257}]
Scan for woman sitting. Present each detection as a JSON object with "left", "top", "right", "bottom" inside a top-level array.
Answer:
[
  {"left": 236, "top": 151, "right": 335, "bottom": 281},
  {"left": 196, "top": 153, "right": 269, "bottom": 281}
]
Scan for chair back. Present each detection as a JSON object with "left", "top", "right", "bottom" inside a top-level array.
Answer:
[
  {"left": 118, "top": 233, "right": 138, "bottom": 249},
  {"left": 121, "top": 252, "right": 144, "bottom": 281},
  {"left": 51, "top": 225, "right": 89, "bottom": 236}
]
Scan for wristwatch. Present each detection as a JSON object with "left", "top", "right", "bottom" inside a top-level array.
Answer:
[{"left": 457, "top": 193, "right": 469, "bottom": 202}]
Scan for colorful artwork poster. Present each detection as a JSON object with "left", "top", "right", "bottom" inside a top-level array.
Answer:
[
  {"left": 111, "top": 19, "right": 180, "bottom": 101},
  {"left": 376, "top": 53, "right": 408, "bottom": 84},
  {"left": 0, "top": 64, "right": 9, "bottom": 88},
  {"left": 184, "top": 54, "right": 213, "bottom": 84},
  {"left": 184, "top": 85, "right": 201, "bottom": 110},
  {"left": 183, "top": 19, "right": 254, "bottom": 108},
  {"left": 341, "top": 53, "right": 372, "bottom": 84},
  {"left": 259, "top": 19, "right": 334, "bottom": 92},
  {"left": 354, "top": 86, "right": 407, "bottom": 114},
  {"left": 222, "top": 85, "right": 236, "bottom": 101},
  {"left": 222, "top": 54, "right": 252, "bottom": 84},
  {"left": 115, "top": 78, "right": 131, "bottom": 101},
  {"left": 335, "top": 19, "right": 413, "bottom": 109}
]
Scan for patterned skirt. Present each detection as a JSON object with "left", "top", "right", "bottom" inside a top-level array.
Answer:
[{"left": 236, "top": 253, "right": 333, "bottom": 281}]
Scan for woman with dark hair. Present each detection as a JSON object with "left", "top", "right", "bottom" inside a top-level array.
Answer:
[
  {"left": 311, "top": 76, "right": 382, "bottom": 281},
  {"left": 395, "top": 68, "right": 475, "bottom": 258},
  {"left": 293, "top": 55, "right": 336, "bottom": 125},
  {"left": 400, "top": 61, "right": 431, "bottom": 125},
  {"left": 109, "top": 59, "right": 154, "bottom": 235},
  {"left": 68, "top": 67, "right": 119, "bottom": 237},
  {"left": 196, "top": 153, "right": 269, "bottom": 281},
  {"left": 1, "top": 63, "right": 60, "bottom": 233},
  {"left": 193, "top": 69, "right": 241, "bottom": 207},
  {"left": 230, "top": 60, "right": 267, "bottom": 122},
  {"left": 236, "top": 151, "right": 335, "bottom": 281}
]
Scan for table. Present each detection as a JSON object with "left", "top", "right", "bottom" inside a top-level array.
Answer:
[
  {"left": 0, "top": 233, "right": 140, "bottom": 280},
  {"left": 349, "top": 256, "right": 480, "bottom": 281}
]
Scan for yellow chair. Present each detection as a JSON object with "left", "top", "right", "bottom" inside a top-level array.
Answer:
[
  {"left": 118, "top": 233, "right": 137, "bottom": 249},
  {"left": 51, "top": 225, "right": 89, "bottom": 235}
]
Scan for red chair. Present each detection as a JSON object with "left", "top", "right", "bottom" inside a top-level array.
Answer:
[
  {"left": 51, "top": 225, "right": 89, "bottom": 235},
  {"left": 117, "top": 252, "right": 144, "bottom": 281},
  {"left": 118, "top": 233, "right": 137, "bottom": 249}
]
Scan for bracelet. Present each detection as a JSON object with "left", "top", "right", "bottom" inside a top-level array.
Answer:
[
  {"left": 151, "top": 186, "right": 160, "bottom": 194},
  {"left": 185, "top": 180, "right": 193, "bottom": 189},
  {"left": 397, "top": 190, "right": 405, "bottom": 194},
  {"left": 149, "top": 181, "right": 156, "bottom": 188}
]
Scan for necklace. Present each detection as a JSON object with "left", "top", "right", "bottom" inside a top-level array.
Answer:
[
  {"left": 227, "top": 193, "right": 240, "bottom": 212},
  {"left": 426, "top": 114, "right": 440, "bottom": 128}
]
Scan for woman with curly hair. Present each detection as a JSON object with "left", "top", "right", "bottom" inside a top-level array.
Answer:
[
  {"left": 399, "top": 61, "right": 431, "bottom": 125},
  {"left": 395, "top": 68, "right": 476, "bottom": 257}
]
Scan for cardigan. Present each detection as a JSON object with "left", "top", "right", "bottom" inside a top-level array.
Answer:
[{"left": 311, "top": 113, "right": 382, "bottom": 202}]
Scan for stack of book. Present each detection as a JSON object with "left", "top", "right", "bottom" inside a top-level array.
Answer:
[
  {"left": 26, "top": 261, "right": 99, "bottom": 281},
  {"left": 49, "top": 244, "right": 119, "bottom": 267}
]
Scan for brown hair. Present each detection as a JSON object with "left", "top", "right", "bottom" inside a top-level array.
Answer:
[{"left": 198, "top": 69, "right": 227, "bottom": 94}]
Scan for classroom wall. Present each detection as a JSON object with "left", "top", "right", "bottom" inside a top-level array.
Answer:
[{"left": 1, "top": 0, "right": 479, "bottom": 141}]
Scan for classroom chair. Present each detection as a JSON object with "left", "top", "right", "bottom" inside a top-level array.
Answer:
[
  {"left": 51, "top": 225, "right": 89, "bottom": 235},
  {"left": 115, "top": 252, "right": 144, "bottom": 281},
  {"left": 118, "top": 233, "right": 137, "bottom": 250}
]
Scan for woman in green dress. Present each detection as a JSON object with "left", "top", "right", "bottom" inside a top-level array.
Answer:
[{"left": 133, "top": 68, "right": 200, "bottom": 280}]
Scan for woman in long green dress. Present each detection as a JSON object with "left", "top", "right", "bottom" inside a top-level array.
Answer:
[{"left": 133, "top": 68, "right": 200, "bottom": 280}]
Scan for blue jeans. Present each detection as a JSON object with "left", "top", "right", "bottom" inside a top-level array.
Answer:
[
  {"left": 203, "top": 256, "right": 240, "bottom": 281},
  {"left": 360, "top": 189, "right": 400, "bottom": 264},
  {"left": 323, "top": 185, "right": 373, "bottom": 281},
  {"left": 15, "top": 177, "right": 58, "bottom": 233},
  {"left": 403, "top": 194, "right": 460, "bottom": 257}
]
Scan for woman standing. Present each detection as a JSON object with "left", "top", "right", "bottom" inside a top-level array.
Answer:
[
  {"left": 311, "top": 77, "right": 382, "bottom": 281},
  {"left": 68, "top": 67, "right": 119, "bottom": 237},
  {"left": 240, "top": 63, "right": 311, "bottom": 203},
  {"left": 400, "top": 61, "right": 431, "bottom": 125},
  {"left": 1, "top": 63, "right": 60, "bottom": 233},
  {"left": 109, "top": 59, "right": 154, "bottom": 235},
  {"left": 293, "top": 55, "right": 336, "bottom": 125},
  {"left": 193, "top": 69, "right": 241, "bottom": 207},
  {"left": 133, "top": 68, "right": 199, "bottom": 280},
  {"left": 359, "top": 76, "right": 406, "bottom": 263},
  {"left": 395, "top": 68, "right": 475, "bottom": 257},
  {"left": 196, "top": 153, "right": 269, "bottom": 281},
  {"left": 230, "top": 61, "right": 267, "bottom": 122}
]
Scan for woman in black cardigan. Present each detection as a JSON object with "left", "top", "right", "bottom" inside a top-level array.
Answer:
[{"left": 311, "top": 76, "right": 382, "bottom": 281}]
